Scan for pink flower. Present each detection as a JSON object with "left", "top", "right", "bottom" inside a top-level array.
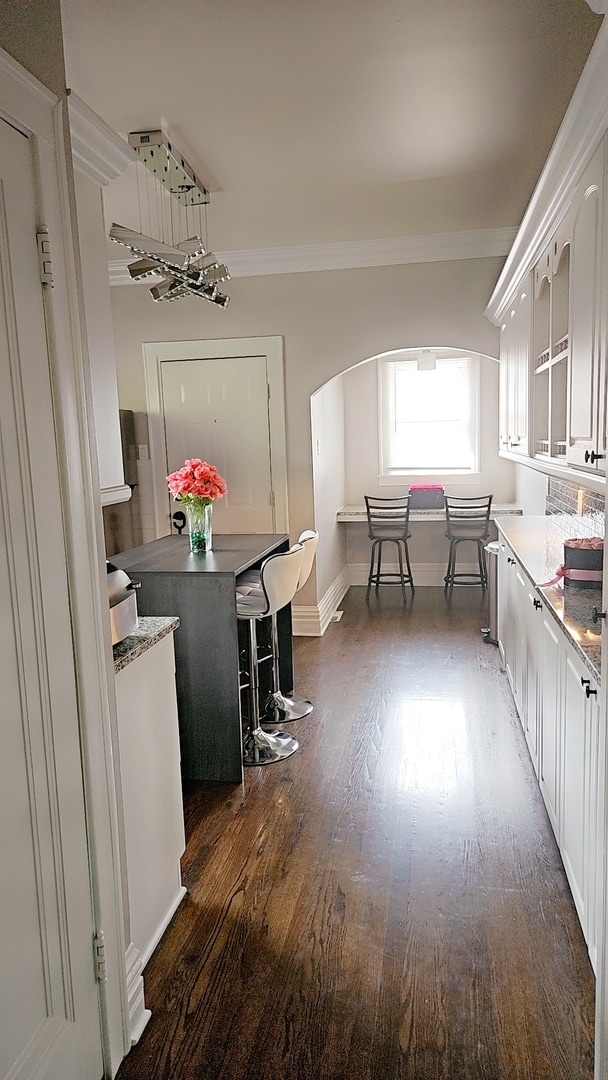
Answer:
[{"left": 166, "top": 458, "right": 227, "bottom": 504}]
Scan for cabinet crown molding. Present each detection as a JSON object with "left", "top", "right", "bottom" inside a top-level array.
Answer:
[
  {"left": 486, "top": 19, "right": 608, "bottom": 324},
  {"left": 68, "top": 92, "right": 135, "bottom": 186}
]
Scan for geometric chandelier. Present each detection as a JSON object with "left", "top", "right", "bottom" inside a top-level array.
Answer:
[
  {"left": 108, "top": 223, "right": 230, "bottom": 305},
  {"left": 108, "top": 129, "right": 230, "bottom": 306}
]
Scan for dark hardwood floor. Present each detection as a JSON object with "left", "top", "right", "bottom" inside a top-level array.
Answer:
[{"left": 116, "top": 586, "right": 595, "bottom": 1080}]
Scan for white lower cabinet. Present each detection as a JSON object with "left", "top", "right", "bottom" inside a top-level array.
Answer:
[
  {"left": 522, "top": 578, "right": 543, "bottom": 775},
  {"left": 538, "top": 613, "right": 561, "bottom": 836},
  {"left": 498, "top": 552, "right": 600, "bottom": 970},
  {"left": 114, "top": 632, "right": 186, "bottom": 968},
  {"left": 498, "top": 539, "right": 527, "bottom": 720},
  {"left": 561, "top": 644, "right": 600, "bottom": 971}
]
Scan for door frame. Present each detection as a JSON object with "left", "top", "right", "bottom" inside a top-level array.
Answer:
[
  {"left": 0, "top": 48, "right": 131, "bottom": 1077},
  {"left": 143, "top": 336, "right": 289, "bottom": 536}
]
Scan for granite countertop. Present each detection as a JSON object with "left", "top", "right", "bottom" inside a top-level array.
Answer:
[
  {"left": 113, "top": 616, "right": 180, "bottom": 674},
  {"left": 494, "top": 515, "right": 603, "bottom": 683},
  {"left": 337, "top": 502, "right": 522, "bottom": 521}
]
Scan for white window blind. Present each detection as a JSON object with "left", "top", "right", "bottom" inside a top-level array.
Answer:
[{"left": 379, "top": 353, "right": 479, "bottom": 475}]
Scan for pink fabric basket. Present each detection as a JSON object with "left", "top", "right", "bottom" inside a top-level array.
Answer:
[
  {"left": 563, "top": 537, "right": 603, "bottom": 589},
  {"left": 408, "top": 484, "right": 445, "bottom": 509}
]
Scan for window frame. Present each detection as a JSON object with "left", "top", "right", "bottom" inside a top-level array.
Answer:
[{"left": 377, "top": 350, "right": 481, "bottom": 486}]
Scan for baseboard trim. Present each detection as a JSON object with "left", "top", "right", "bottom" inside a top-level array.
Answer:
[
  {"left": 124, "top": 943, "right": 151, "bottom": 1046},
  {"left": 139, "top": 885, "right": 187, "bottom": 970},
  {"left": 292, "top": 566, "right": 350, "bottom": 636}
]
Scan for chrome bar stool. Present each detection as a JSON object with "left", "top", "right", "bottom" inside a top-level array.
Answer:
[
  {"left": 237, "top": 530, "right": 319, "bottom": 723},
  {"left": 443, "top": 494, "right": 493, "bottom": 596},
  {"left": 236, "top": 543, "right": 304, "bottom": 765},
  {"left": 364, "top": 495, "right": 414, "bottom": 602}
]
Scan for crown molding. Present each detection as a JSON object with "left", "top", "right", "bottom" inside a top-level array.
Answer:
[
  {"left": 486, "top": 18, "right": 608, "bottom": 323},
  {"left": 108, "top": 226, "right": 517, "bottom": 285},
  {"left": 67, "top": 92, "right": 136, "bottom": 186}
]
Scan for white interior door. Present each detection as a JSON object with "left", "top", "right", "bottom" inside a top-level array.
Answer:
[
  {"left": 161, "top": 354, "right": 275, "bottom": 533},
  {"left": 0, "top": 118, "right": 103, "bottom": 1080}
]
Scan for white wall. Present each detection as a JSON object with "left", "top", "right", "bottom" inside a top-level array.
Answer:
[
  {"left": 342, "top": 351, "right": 513, "bottom": 501},
  {"left": 110, "top": 255, "right": 509, "bottom": 607}
]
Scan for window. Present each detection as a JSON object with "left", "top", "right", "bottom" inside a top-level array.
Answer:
[{"left": 378, "top": 350, "right": 479, "bottom": 479}]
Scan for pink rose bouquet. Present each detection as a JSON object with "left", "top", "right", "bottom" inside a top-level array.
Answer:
[
  {"left": 166, "top": 458, "right": 227, "bottom": 507},
  {"left": 166, "top": 459, "right": 227, "bottom": 552}
]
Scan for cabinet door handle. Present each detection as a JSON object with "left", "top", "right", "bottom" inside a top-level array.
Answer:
[
  {"left": 584, "top": 449, "right": 606, "bottom": 464},
  {"left": 592, "top": 607, "right": 606, "bottom": 623},
  {"left": 580, "top": 676, "right": 597, "bottom": 697}
]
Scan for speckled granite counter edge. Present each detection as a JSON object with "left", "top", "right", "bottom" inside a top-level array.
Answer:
[
  {"left": 113, "top": 616, "right": 180, "bottom": 674},
  {"left": 495, "top": 517, "right": 602, "bottom": 684}
]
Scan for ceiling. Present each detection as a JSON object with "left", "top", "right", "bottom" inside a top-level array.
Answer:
[{"left": 60, "top": 0, "right": 603, "bottom": 256}]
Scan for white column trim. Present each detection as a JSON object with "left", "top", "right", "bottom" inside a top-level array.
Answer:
[{"left": 0, "top": 47, "right": 133, "bottom": 1077}]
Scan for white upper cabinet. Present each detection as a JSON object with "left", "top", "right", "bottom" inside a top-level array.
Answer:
[
  {"left": 496, "top": 137, "right": 608, "bottom": 480},
  {"left": 567, "top": 138, "right": 607, "bottom": 473},
  {"left": 498, "top": 275, "right": 531, "bottom": 457},
  {"left": 486, "top": 23, "right": 608, "bottom": 489},
  {"left": 531, "top": 217, "right": 570, "bottom": 461},
  {"left": 68, "top": 95, "right": 136, "bottom": 505}
]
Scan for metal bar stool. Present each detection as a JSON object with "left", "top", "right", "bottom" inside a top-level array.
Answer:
[
  {"left": 237, "top": 530, "right": 319, "bottom": 723},
  {"left": 443, "top": 494, "right": 493, "bottom": 596},
  {"left": 364, "top": 495, "right": 415, "bottom": 602},
  {"left": 236, "top": 543, "right": 304, "bottom": 765}
]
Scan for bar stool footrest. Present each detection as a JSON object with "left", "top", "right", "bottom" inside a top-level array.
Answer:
[
  {"left": 265, "top": 690, "right": 314, "bottom": 723},
  {"left": 243, "top": 726, "right": 299, "bottom": 766}
]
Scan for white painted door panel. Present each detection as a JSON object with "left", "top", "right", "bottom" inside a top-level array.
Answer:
[
  {"left": 161, "top": 355, "right": 274, "bottom": 533},
  {"left": 0, "top": 118, "right": 103, "bottom": 1080}
]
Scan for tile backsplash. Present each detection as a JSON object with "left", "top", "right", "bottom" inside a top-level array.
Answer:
[{"left": 546, "top": 477, "right": 605, "bottom": 536}]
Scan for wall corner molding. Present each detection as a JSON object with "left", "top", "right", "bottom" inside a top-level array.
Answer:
[{"left": 67, "top": 92, "right": 135, "bottom": 186}]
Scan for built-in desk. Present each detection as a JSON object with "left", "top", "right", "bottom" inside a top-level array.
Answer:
[
  {"left": 337, "top": 502, "right": 522, "bottom": 523},
  {"left": 112, "top": 533, "right": 292, "bottom": 784},
  {"left": 337, "top": 503, "right": 522, "bottom": 585}
]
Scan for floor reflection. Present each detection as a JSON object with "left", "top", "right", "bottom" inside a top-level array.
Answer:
[{"left": 395, "top": 699, "right": 470, "bottom": 795}]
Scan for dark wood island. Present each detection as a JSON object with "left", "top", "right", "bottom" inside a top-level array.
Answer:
[{"left": 112, "top": 533, "right": 293, "bottom": 784}]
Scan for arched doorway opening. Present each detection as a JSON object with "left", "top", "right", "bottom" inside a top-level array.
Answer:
[{"left": 309, "top": 346, "right": 512, "bottom": 629}]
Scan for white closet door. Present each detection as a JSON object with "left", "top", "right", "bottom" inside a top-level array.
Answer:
[
  {"left": 0, "top": 117, "right": 103, "bottom": 1080},
  {"left": 161, "top": 354, "right": 275, "bottom": 533}
]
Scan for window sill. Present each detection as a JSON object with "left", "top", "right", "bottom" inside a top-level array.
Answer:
[{"left": 378, "top": 472, "right": 482, "bottom": 487}]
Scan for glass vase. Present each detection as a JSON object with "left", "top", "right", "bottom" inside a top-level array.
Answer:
[{"left": 186, "top": 501, "right": 213, "bottom": 553}]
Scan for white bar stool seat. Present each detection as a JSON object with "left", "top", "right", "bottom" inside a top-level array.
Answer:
[
  {"left": 236, "top": 530, "right": 319, "bottom": 723},
  {"left": 236, "top": 543, "right": 304, "bottom": 765}
]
